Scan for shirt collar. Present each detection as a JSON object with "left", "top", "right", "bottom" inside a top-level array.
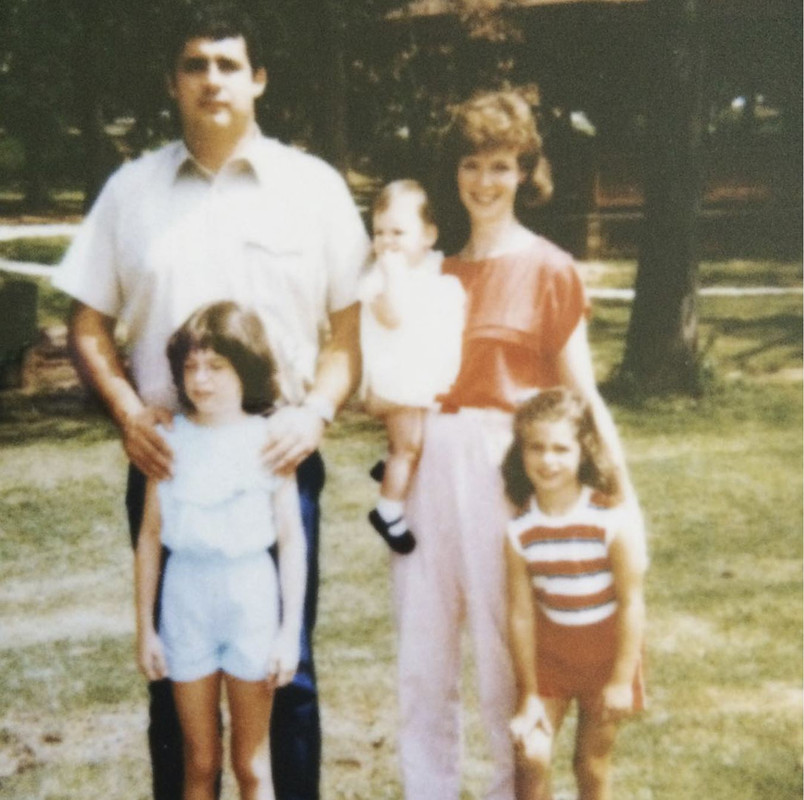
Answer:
[{"left": 172, "top": 127, "right": 267, "bottom": 183}]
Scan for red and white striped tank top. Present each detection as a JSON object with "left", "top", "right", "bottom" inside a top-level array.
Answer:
[{"left": 507, "top": 487, "right": 625, "bottom": 627}]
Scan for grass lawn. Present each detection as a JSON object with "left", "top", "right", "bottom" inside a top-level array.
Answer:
[{"left": 0, "top": 258, "right": 801, "bottom": 798}]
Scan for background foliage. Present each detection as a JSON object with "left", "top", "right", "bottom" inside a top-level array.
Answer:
[{"left": 1, "top": 0, "right": 800, "bottom": 213}]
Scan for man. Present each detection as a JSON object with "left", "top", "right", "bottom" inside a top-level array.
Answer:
[{"left": 54, "top": 3, "right": 369, "bottom": 798}]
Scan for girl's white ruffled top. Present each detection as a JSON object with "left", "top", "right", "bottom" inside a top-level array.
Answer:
[{"left": 157, "top": 415, "right": 278, "bottom": 558}]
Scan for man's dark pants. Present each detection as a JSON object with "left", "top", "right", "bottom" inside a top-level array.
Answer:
[{"left": 126, "top": 452, "right": 325, "bottom": 800}]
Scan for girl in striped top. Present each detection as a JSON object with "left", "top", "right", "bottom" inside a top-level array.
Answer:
[{"left": 502, "top": 388, "right": 646, "bottom": 800}]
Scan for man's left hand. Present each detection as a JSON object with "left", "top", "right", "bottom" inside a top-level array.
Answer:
[{"left": 261, "top": 405, "right": 325, "bottom": 475}]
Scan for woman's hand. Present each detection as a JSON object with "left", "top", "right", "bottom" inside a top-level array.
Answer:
[
  {"left": 266, "top": 628, "right": 300, "bottom": 689},
  {"left": 137, "top": 628, "right": 168, "bottom": 681}
]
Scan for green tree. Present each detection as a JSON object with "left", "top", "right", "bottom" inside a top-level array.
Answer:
[{"left": 0, "top": 0, "right": 78, "bottom": 209}]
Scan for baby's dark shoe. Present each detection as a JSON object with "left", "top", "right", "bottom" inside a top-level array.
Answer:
[
  {"left": 369, "top": 460, "right": 386, "bottom": 483},
  {"left": 368, "top": 508, "right": 416, "bottom": 555}
]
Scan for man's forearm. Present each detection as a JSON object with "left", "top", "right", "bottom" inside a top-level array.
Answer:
[
  {"left": 69, "top": 301, "right": 174, "bottom": 479},
  {"left": 307, "top": 303, "right": 361, "bottom": 416},
  {"left": 68, "top": 301, "right": 144, "bottom": 427}
]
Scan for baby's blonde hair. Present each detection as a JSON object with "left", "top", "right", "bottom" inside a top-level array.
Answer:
[{"left": 372, "top": 179, "right": 436, "bottom": 228}]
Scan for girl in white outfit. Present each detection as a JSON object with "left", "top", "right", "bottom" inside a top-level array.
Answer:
[
  {"left": 135, "top": 301, "right": 306, "bottom": 800},
  {"left": 360, "top": 180, "right": 465, "bottom": 553}
]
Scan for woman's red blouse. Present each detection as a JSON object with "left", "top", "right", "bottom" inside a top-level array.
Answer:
[{"left": 438, "top": 237, "right": 587, "bottom": 412}]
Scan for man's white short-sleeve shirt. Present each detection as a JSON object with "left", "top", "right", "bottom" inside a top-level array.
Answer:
[{"left": 54, "top": 135, "right": 369, "bottom": 409}]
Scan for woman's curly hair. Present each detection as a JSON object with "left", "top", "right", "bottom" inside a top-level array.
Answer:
[{"left": 433, "top": 89, "right": 554, "bottom": 253}]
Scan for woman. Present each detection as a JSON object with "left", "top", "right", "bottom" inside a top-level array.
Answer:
[{"left": 391, "top": 90, "right": 639, "bottom": 800}]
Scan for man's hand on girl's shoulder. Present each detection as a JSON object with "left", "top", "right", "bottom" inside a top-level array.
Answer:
[
  {"left": 261, "top": 404, "right": 326, "bottom": 475},
  {"left": 121, "top": 406, "right": 175, "bottom": 480}
]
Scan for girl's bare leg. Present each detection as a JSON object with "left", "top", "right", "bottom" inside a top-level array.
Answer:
[
  {"left": 173, "top": 673, "right": 223, "bottom": 800},
  {"left": 226, "top": 675, "right": 275, "bottom": 800},
  {"left": 573, "top": 703, "right": 619, "bottom": 800},
  {"left": 367, "top": 402, "right": 422, "bottom": 552},
  {"left": 382, "top": 407, "right": 425, "bottom": 502},
  {"left": 515, "top": 696, "right": 570, "bottom": 800}
]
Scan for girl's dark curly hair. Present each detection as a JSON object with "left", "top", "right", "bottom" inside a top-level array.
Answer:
[
  {"left": 502, "top": 388, "right": 618, "bottom": 510},
  {"left": 166, "top": 301, "right": 278, "bottom": 415}
]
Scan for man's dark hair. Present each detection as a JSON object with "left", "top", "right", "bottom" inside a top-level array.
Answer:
[{"left": 165, "top": 0, "right": 266, "bottom": 73}]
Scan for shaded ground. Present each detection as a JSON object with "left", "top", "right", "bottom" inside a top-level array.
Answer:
[{"left": 4, "top": 326, "right": 88, "bottom": 413}]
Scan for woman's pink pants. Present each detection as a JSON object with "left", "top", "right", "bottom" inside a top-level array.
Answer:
[{"left": 392, "top": 408, "right": 516, "bottom": 800}]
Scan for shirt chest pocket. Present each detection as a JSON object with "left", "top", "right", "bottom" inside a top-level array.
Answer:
[
  {"left": 240, "top": 228, "right": 306, "bottom": 298},
  {"left": 235, "top": 226, "right": 318, "bottom": 403}
]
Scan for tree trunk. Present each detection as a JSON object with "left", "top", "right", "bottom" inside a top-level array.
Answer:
[{"left": 620, "top": 0, "right": 704, "bottom": 395}]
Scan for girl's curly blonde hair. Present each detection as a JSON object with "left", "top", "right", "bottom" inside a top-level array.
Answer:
[{"left": 502, "top": 388, "right": 618, "bottom": 509}]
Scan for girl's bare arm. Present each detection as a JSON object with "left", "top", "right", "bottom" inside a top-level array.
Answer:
[
  {"left": 271, "top": 475, "right": 307, "bottom": 686},
  {"left": 507, "top": 537, "right": 553, "bottom": 741},
  {"left": 506, "top": 538, "right": 539, "bottom": 712},
  {"left": 134, "top": 479, "right": 168, "bottom": 680},
  {"left": 602, "top": 517, "right": 647, "bottom": 718}
]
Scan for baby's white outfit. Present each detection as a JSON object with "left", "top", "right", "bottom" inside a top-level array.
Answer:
[
  {"left": 359, "top": 251, "right": 465, "bottom": 408},
  {"left": 157, "top": 414, "right": 280, "bottom": 682}
]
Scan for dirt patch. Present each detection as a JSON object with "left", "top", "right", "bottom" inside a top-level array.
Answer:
[
  {"left": 23, "top": 326, "right": 82, "bottom": 392},
  {"left": 2, "top": 324, "right": 88, "bottom": 412},
  {"left": 0, "top": 709, "right": 146, "bottom": 781}
]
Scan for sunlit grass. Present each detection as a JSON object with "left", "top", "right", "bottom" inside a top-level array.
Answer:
[
  {"left": 0, "top": 237, "right": 71, "bottom": 266},
  {"left": 581, "top": 258, "right": 802, "bottom": 290},
  {"left": 1, "top": 386, "right": 800, "bottom": 798},
  {"left": 0, "top": 257, "right": 800, "bottom": 797},
  {"left": 588, "top": 292, "right": 802, "bottom": 384}
]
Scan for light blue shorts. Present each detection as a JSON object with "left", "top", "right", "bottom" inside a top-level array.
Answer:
[{"left": 160, "top": 550, "right": 279, "bottom": 682}]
